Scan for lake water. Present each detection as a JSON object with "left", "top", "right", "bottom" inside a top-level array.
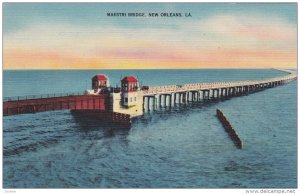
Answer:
[{"left": 3, "top": 69, "right": 297, "bottom": 188}]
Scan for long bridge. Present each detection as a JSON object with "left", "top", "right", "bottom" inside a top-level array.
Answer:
[
  {"left": 142, "top": 69, "right": 297, "bottom": 111},
  {"left": 3, "top": 69, "right": 297, "bottom": 123}
]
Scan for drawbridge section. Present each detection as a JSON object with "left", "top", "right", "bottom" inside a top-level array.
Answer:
[{"left": 3, "top": 95, "right": 108, "bottom": 116}]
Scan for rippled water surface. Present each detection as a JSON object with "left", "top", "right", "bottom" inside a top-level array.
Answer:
[{"left": 3, "top": 69, "right": 297, "bottom": 188}]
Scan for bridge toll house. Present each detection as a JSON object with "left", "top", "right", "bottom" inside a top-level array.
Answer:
[{"left": 109, "top": 76, "right": 144, "bottom": 117}]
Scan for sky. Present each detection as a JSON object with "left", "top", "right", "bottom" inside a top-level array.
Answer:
[{"left": 3, "top": 3, "right": 297, "bottom": 69}]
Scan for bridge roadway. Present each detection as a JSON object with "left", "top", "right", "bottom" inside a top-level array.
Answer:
[
  {"left": 142, "top": 69, "right": 297, "bottom": 111},
  {"left": 3, "top": 94, "right": 131, "bottom": 125},
  {"left": 3, "top": 95, "right": 108, "bottom": 116}
]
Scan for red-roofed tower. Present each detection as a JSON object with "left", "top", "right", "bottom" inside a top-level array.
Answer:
[
  {"left": 92, "top": 74, "right": 109, "bottom": 90},
  {"left": 121, "top": 76, "right": 140, "bottom": 107}
]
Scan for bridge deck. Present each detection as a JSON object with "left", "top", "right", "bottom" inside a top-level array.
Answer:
[
  {"left": 3, "top": 95, "right": 107, "bottom": 116},
  {"left": 143, "top": 71, "right": 297, "bottom": 96}
]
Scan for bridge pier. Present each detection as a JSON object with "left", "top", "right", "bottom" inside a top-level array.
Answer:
[
  {"left": 220, "top": 88, "right": 225, "bottom": 98},
  {"left": 190, "top": 91, "right": 194, "bottom": 102},
  {"left": 177, "top": 93, "right": 181, "bottom": 104},
  {"left": 186, "top": 92, "right": 189, "bottom": 103},
  {"left": 178, "top": 93, "right": 181, "bottom": 104},
  {"left": 232, "top": 87, "right": 236, "bottom": 96},
  {"left": 180, "top": 93, "right": 183, "bottom": 104},
  {"left": 234, "top": 87, "right": 239, "bottom": 96},
  {"left": 154, "top": 95, "right": 158, "bottom": 110},
  {"left": 159, "top": 94, "right": 164, "bottom": 108},
  {"left": 244, "top": 86, "right": 249, "bottom": 94},
  {"left": 255, "top": 84, "right": 260, "bottom": 91},
  {"left": 143, "top": 96, "right": 145, "bottom": 111},
  {"left": 240, "top": 86, "right": 244, "bottom": 95},
  {"left": 152, "top": 96, "right": 156, "bottom": 111},
  {"left": 157, "top": 95, "right": 161, "bottom": 108},
  {"left": 228, "top": 87, "right": 234, "bottom": 97},
  {"left": 189, "top": 91, "right": 197, "bottom": 102},
  {"left": 201, "top": 90, "right": 209, "bottom": 101},
  {"left": 196, "top": 91, "right": 198, "bottom": 101},
  {"left": 186, "top": 91, "right": 190, "bottom": 102},
  {"left": 212, "top": 89, "right": 219, "bottom": 100},
  {"left": 146, "top": 96, "right": 156, "bottom": 111},
  {"left": 268, "top": 82, "right": 272, "bottom": 88},
  {"left": 165, "top": 94, "right": 172, "bottom": 107},
  {"left": 182, "top": 92, "right": 186, "bottom": 104},
  {"left": 260, "top": 83, "right": 264, "bottom": 90},
  {"left": 147, "top": 96, "right": 151, "bottom": 111},
  {"left": 199, "top": 90, "right": 204, "bottom": 101},
  {"left": 249, "top": 85, "right": 254, "bottom": 93},
  {"left": 152, "top": 95, "right": 157, "bottom": 111},
  {"left": 237, "top": 86, "right": 243, "bottom": 96},
  {"left": 163, "top": 94, "right": 168, "bottom": 106},
  {"left": 173, "top": 93, "right": 177, "bottom": 104},
  {"left": 207, "top": 90, "right": 210, "bottom": 100},
  {"left": 164, "top": 94, "right": 169, "bottom": 107},
  {"left": 170, "top": 93, "right": 174, "bottom": 106}
]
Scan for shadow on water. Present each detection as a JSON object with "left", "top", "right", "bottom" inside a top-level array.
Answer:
[
  {"left": 3, "top": 138, "right": 60, "bottom": 157},
  {"left": 71, "top": 111, "right": 130, "bottom": 138}
]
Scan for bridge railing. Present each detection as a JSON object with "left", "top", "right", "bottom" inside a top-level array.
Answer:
[
  {"left": 143, "top": 73, "right": 297, "bottom": 95},
  {"left": 3, "top": 92, "right": 86, "bottom": 102}
]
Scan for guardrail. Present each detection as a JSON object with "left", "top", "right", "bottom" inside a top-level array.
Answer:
[
  {"left": 143, "top": 73, "right": 297, "bottom": 95},
  {"left": 3, "top": 92, "right": 86, "bottom": 102}
]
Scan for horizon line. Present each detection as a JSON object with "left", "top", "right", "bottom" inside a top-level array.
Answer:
[{"left": 3, "top": 67, "right": 297, "bottom": 71}]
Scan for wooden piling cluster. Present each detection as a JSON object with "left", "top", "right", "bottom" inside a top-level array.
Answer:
[{"left": 216, "top": 109, "right": 242, "bottom": 149}]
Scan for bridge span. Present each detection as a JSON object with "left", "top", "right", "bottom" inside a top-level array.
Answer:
[{"left": 142, "top": 69, "right": 297, "bottom": 111}]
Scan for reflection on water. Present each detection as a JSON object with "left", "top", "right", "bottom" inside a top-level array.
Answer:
[{"left": 72, "top": 111, "right": 131, "bottom": 139}]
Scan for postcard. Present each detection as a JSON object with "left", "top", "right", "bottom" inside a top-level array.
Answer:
[{"left": 2, "top": 2, "right": 297, "bottom": 190}]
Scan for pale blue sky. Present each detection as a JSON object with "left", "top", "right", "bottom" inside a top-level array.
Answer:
[
  {"left": 3, "top": 3, "right": 297, "bottom": 34},
  {"left": 3, "top": 3, "right": 297, "bottom": 69}
]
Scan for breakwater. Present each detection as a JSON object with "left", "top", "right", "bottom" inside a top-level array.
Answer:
[{"left": 216, "top": 109, "right": 242, "bottom": 149}]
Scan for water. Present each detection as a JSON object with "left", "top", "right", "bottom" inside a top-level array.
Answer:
[{"left": 3, "top": 69, "right": 297, "bottom": 188}]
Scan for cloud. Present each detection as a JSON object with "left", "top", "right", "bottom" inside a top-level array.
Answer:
[{"left": 3, "top": 13, "right": 297, "bottom": 69}]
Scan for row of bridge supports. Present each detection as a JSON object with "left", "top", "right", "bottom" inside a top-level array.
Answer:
[{"left": 142, "top": 80, "right": 287, "bottom": 111}]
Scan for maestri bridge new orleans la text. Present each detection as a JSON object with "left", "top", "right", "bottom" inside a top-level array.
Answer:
[{"left": 107, "top": 12, "right": 192, "bottom": 17}]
